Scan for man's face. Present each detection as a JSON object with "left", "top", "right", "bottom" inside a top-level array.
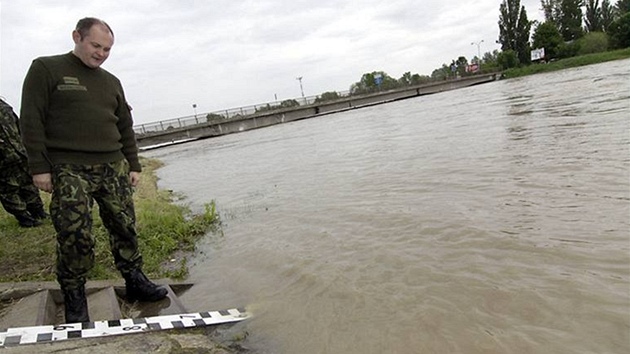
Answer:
[{"left": 72, "top": 24, "right": 114, "bottom": 69}]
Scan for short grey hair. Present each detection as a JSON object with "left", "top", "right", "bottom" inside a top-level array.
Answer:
[{"left": 75, "top": 17, "right": 114, "bottom": 40}]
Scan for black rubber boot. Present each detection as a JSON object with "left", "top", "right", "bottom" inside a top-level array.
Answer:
[
  {"left": 124, "top": 269, "right": 168, "bottom": 302},
  {"left": 15, "top": 213, "right": 43, "bottom": 227},
  {"left": 63, "top": 287, "right": 90, "bottom": 323}
]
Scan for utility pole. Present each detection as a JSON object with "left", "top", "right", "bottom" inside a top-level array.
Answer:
[
  {"left": 296, "top": 76, "right": 305, "bottom": 103},
  {"left": 471, "top": 40, "right": 484, "bottom": 64}
]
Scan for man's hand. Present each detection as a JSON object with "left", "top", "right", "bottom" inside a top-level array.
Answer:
[
  {"left": 33, "top": 173, "right": 53, "bottom": 193},
  {"left": 129, "top": 171, "right": 140, "bottom": 187}
]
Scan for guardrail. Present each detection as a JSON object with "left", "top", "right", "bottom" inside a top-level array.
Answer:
[
  {"left": 133, "top": 90, "right": 351, "bottom": 136},
  {"left": 133, "top": 73, "right": 500, "bottom": 138}
]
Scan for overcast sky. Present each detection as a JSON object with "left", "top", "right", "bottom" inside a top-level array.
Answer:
[{"left": 0, "top": 0, "right": 544, "bottom": 125}]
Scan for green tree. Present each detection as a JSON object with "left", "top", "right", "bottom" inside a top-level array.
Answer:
[
  {"left": 398, "top": 72, "right": 430, "bottom": 86},
  {"left": 540, "top": 0, "right": 584, "bottom": 40},
  {"left": 454, "top": 56, "right": 469, "bottom": 77},
  {"left": 497, "top": 49, "right": 520, "bottom": 69},
  {"left": 481, "top": 50, "right": 501, "bottom": 72},
  {"left": 206, "top": 113, "right": 225, "bottom": 122},
  {"left": 578, "top": 31, "right": 610, "bottom": 53},
  {"left": 399, "top": 72, "right": 414, "bottom": 86},
  {"left": 411, "top": 74, "right": 431, "bottom": 85},
  {"left": 616, "top": 0, "right": 630, "bottom": 14},
  {"left": 608, "top": 12, "right": 630, "bottom": 48},
  {"left": 350, "top": 71, "right": 398, "bottom": 95},
  {"left": 541, "top": 0, "right": 562, "bottom": 23},
  {"left": 280, "top": 99, "right": 300, "bottom": 108},
  {"left": 532, "top": 21, "right": 564, "bottom": 59},
  {"left": 498, "top": 0, "right": 532, "bottom": 65},
  {"left": 602, "top": 0, "right": 616, "bottom": 31},
  {"left": 585, "top": 0, "right": 604, "bottom": 31},
  {"left": 431, "top": 64, "right": 452, "bottom": 80},
  {"left": 560, "top": 0, "right": 584, "bottom": 40},
  {"left": 314, "top": 91, "right": 341, "bottom": 103}
]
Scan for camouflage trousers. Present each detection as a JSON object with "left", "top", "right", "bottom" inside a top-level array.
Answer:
[
  {"left": 0, "top": 162, "right": 44, "bottom": 217},
  {"left": 51, "top": 160, "right": 143, "bottom": 290}
]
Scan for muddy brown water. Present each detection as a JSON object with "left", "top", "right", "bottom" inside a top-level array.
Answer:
[{"left": 143, "top": 59, "right": 630, "bottom": 354}]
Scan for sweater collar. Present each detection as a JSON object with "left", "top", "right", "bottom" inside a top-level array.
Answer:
[{"left": 66, "top": 51, "right": 98, "bottom": 70}]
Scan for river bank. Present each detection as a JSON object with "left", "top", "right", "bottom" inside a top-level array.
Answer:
[
  {"left": 0, "top": 158, "right": 253, "bottom": 353},
  {"left": 502, "top": 47, "right": 630, "bottom": 78},
  {"left": 0, "top": 157, "right": 218, "bottom": 283}
]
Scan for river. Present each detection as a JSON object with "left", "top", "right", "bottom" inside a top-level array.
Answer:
[{"left": 143, "top": 59, "right": 630, "bottom": 354}]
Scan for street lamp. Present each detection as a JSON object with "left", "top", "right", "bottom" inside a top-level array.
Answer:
[
  {"left": 296, "top": 76, "right": 305, "bottom": 102},
  {"left": 192, "top": 103, "right": 197, "bottom": 119},
  {"left": 471, "top": 40, "right": 484, "bottom": 64}
]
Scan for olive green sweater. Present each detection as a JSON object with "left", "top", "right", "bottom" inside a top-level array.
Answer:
[{"left": 20, "top": 52, "right": 141, "bottom": 174}]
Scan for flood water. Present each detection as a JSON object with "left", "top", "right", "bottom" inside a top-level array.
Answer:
[{"left": 143, "top": 59, "right": 630, "bottom": 354}]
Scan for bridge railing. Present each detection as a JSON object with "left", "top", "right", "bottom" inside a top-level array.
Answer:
[
  {"left": 133, "top": 90, "right": 352, "bottom": 136},
  {"left": 132, "top": 73, "right": 498, "bottom": 136}
]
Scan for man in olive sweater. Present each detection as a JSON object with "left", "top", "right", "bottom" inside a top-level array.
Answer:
[{"left": 20, "top": 17, "right": 167, "bottom": 323}]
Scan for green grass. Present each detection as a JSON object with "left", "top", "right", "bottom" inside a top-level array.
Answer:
[
  {"left": 502, "top": 48, "right": 630, "bottom": 79},
  {"left": 0, "top": 157, "right": 221, "bottom": 283}
]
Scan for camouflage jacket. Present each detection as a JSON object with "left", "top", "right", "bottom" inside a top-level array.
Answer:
[{"left": 0, "top": 98, "right": 28, "bottom": 167}]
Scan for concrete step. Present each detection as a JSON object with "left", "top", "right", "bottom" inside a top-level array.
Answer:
[
  {"left": 0, "top": 291, "right": 48, "bottom": 328},
  {"left": 0, "top": 280, "right": 193, "bottom": 328}
]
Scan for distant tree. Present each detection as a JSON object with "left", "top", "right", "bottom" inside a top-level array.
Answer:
[
  {"left": 480, "top": 50, "right": 501, "bottom": 72},
  {"left": 602, "top": 0, "right": 616, "bottom": 31},
  {"left": 498, "top": 0, "right": 532, "bottom": 65},
  {"left": 206, "top": 113, "right": 225, "bottom": 122},
  {"left": 454, "top": 56, "right": 469, "bottom": 76},
  {"left": 540, "top": 0, "right": 584, "bottom": 40},
  {"left": 532, "top": 21, "right": 564, "bottom": 59},
  {"left": 616, "top": 0, "right": 630, "bottom": 14},
  {"left": 561, "top": 0, "right": 585, "bottom": 40},
  {"left": 578, "top": 31, "right": 610, "bottom": 53},
  {"left": 557, "top": 39, "right": 582, "bottom": 58},
  {"left": 398, "top": 72, "right": 430, "bottom": 86},
  {"left": 314, "top": 91, "right": 341, "bottom": 103},
  {"left": 411, "top": 74, "right": 431, "bottom": 85},
  {"left": 541, "top": 0, "right": 562, "bottom": 23},
  {"left": 280, "top": 99, "right": 300, "bottom": 108},
  {"left": 399, "top": 72, "right": 415, "bottom": 86},
  {"left": 497, "top": 49, "right": 520, "bottom": 69},
  {"left": 585, "top": 0, "right": 604, "bottom": 32},
  {"left": 350, "top": 71, "right": 398, "bottom": 95},
  {"left": 431, "top": 64, "right": 452, "bottom": 80},
  {"left": 608, "top": 12, "right": 630, "bottom": 48},
  {"left": 255, "top": 104, "right": 276, "bottom": 113}
]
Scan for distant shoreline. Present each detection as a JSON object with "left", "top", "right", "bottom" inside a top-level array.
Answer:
[{"left": 501, "top": 48, "right": 630, "bottom": 79}]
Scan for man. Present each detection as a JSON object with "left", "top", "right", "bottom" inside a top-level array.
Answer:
[
  {"left": 0, "top": 97, "right": 47, "bottom": 227},
  {"left": 20, "top": 17, "right": 167, "bottom": 324}
]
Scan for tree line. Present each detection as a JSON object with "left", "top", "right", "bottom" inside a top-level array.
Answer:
[
  {"left": 208, "top": 0, "right": 629, "bottom": 120},
  {"left": 346, "top": 0, "right": 630, "bottom": 97},
  {"left": 497, "top": 0, "right": 629, "bottom": 68}
]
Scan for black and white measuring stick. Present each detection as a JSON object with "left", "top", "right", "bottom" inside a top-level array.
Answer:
[{"left": 0, "top": 308, "right": 249, "bottom": 347}]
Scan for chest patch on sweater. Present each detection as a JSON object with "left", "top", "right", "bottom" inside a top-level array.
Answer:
[{"left": 58, "top": 76, "right": 87, "bottom": 91}]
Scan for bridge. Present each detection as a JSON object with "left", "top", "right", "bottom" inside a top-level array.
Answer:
[{"left": 134, "top": 73, "right": 498, "bottom": 150}]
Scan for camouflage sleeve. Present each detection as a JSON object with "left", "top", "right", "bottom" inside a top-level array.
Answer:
[{"left": 0, "top": 99, "right": 28, "bottom": 167}]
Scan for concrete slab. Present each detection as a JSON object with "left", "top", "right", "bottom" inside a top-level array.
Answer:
[{"left": 0, "top": 291, "right": 46, "bottom": 329}]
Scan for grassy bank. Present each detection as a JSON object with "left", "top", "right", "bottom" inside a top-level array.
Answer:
[
  {"left": 0, "top": 157, "right": 220, "bottom": 283},
  {"left": 501, "top": 48, "right": 630, "bottom": 79}
]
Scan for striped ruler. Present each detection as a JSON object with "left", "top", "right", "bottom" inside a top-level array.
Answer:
[{"left": 0, "top": 308, "right": 249, "bottom": 347}]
